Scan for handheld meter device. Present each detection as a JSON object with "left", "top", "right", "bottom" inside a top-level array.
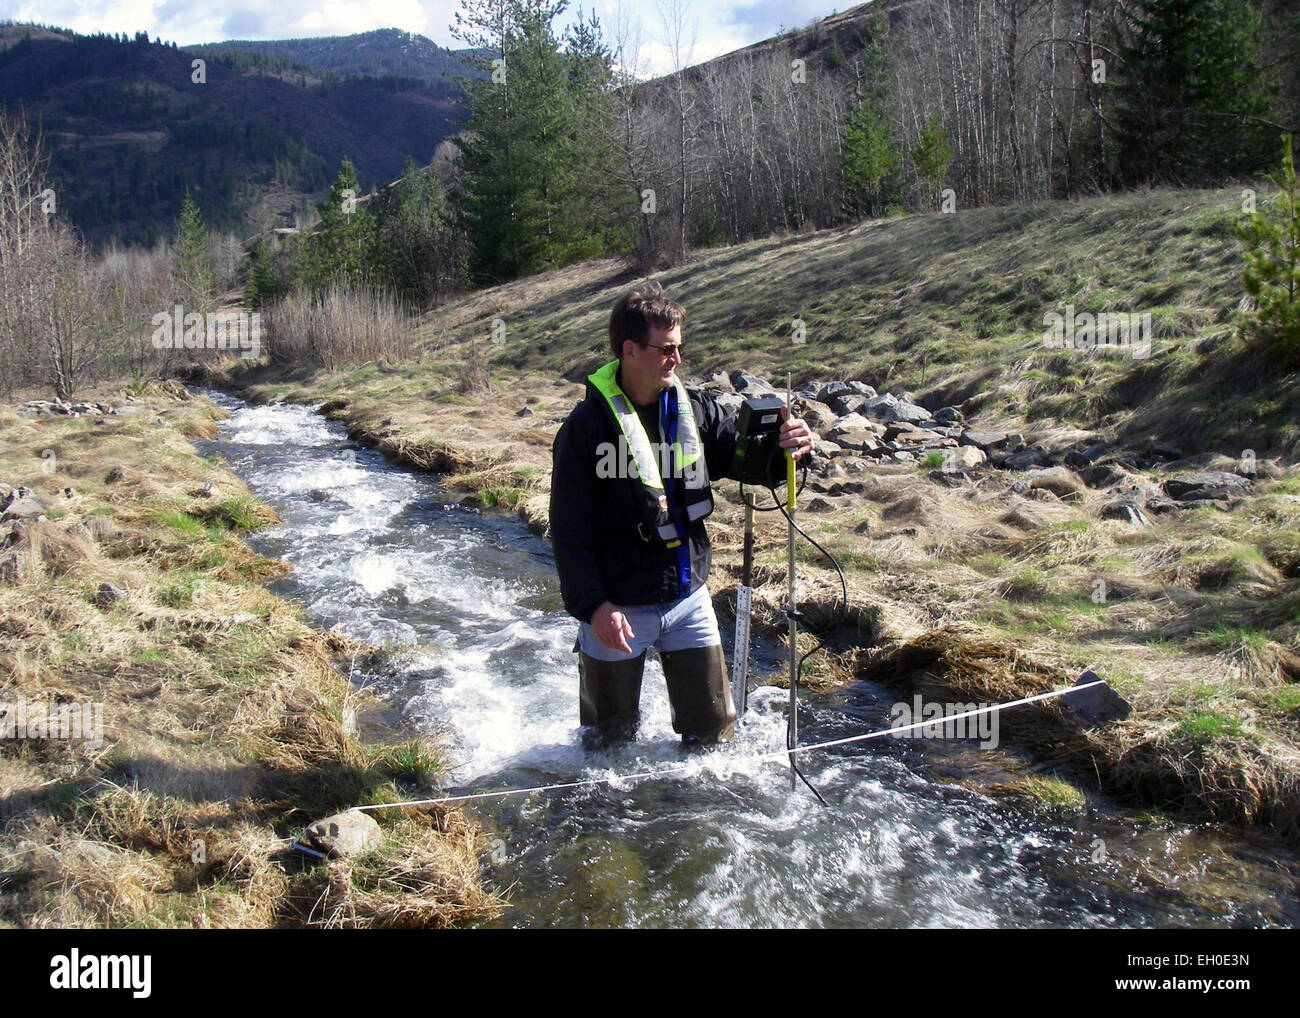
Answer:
[{"left": 733, "top": 395, "right": 787, "bottom": 484}]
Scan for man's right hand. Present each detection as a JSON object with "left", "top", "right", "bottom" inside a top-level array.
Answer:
[{"left": 590, "top": 600, "right": 635, "bottom": 654}]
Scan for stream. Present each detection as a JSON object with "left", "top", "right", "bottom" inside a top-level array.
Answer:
[{"left": 198, "top": 391, "right": 1300, "bottom": 928}]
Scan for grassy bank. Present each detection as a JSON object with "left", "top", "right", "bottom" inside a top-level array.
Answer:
[
  {"left": 207, "top": 185, "right": 1300, "bottom": 845},
  {"left": 0, "top": 382, "right": 501, "bottom": 927}
]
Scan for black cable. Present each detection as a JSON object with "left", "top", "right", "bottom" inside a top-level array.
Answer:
[{"left": 738, "top": 449, "right": 809, "bottom": 509}]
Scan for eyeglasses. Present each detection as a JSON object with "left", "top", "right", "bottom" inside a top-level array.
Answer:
[{"left": 642, "top": 342, "right": 684, "bottom": 360}]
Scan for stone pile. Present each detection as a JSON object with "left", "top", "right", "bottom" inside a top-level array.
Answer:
[{"left": 697, "top": 372, "right": 1273, "bottom": 523}]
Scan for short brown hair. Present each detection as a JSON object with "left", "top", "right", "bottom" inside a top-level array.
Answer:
[{"left": 608, "top": 282, "right": 685, "bottom": 359}]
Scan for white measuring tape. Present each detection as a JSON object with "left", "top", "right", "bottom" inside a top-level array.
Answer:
[{"left": 350, "top": 680, "right": 1104, "bottom": 812}]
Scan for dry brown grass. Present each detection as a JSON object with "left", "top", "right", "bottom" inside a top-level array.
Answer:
[
  {"left": 0, "top": 389, "right": 502, "bottom": 928},
  {"left": 862, "top": 626, "right": 1300, "bottom": 840},
  {"left": 287, "top": 810, "right": 502, "bottom": 929}
]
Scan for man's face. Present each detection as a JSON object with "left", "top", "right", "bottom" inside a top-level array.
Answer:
[{"left": 622, "top": 322, "right": 683, "bottom": 396}]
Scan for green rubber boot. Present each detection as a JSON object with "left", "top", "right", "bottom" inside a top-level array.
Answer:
[
  {"left": 578, "top": 651, "right": 646, "bottom": 750},
  {"left": 661, "top": 644, "right": 736, "bottom": 747}
]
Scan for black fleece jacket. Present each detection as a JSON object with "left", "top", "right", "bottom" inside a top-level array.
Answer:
[{"left": 549, "top": 371, "right": 749, "bottom": 624}]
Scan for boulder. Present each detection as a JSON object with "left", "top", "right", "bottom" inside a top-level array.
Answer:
[
  {"left": 94, "top": 583, "right": 128, "bottom": 606},
  {"left": 833, "top": 430, "right": 882, "bottom": 453},
  {"left": 828, "top": 413, "right": 874, "bottom": 437},
  {"left": 999, "top": 448, "right": 1052, "bottom": 471},
  {"left": 1081, "top": 463, "right": 1133, "bottom": 489},
  {"left": 932, "top": 406, "right": 966, "bottom": 426},
  {"left": 1099, "top": 499, "right": 1152, "bottom": 526},
  {"left": 1060, "top": 670, "right": 1132, "bottom": 724},
  {"left": 1144, "top": 496, "right": 1187, "bottom": 516},
  {"left": 1163, "top": 471, "right": 1253, "bottom": 501},
  {"left": 1, "top": 487, "right": 45, "bottom": 522},
  {"left": 883, "top": 422, "right": 935, "bottom": 443},
  {"left": 947, "top": 445, "right": 988, "bottom": 470},
  {"left": 861, "top": 393, "right": 932, "bottom": 424},
  {"left": 304, "top": 810, "right": 382, "bottom": 859},
  {"left": 811, "top": 437, "right": 843, "bottom": 458},
  {"left": 797, "top": 399, "right": 838, "bottom": 432},
  {"left": 1064, "top": 443, "right": 1109, "bottom": 469},
  {"left": 21, "top": 401, "right": 63, "bottom": 420},
  {"left": 729, "top": 372, "right": 776, "bottom": 395},
  {"left": 915, "top": 422, "right": 963, "bottom": 438},
  {"left": 961, "top": 430, "right": 1008, "bottom": 450},
  {"left": 816, "top": 381, "right": 876, "bottom": 405},
  {"left": 826, "top": 393, "right": 870, "bottom": 416}
]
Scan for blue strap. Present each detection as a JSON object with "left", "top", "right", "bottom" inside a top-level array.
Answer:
[{"left": 660, "top": 388, "right": 692, "bottom": 596}]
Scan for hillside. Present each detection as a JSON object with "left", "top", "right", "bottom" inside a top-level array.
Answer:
[{"left": 415, "top": 186, "right": 1297, "bottom": 460}]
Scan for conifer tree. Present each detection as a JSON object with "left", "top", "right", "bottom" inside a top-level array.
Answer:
[
  {"left": 1114, "top": 0, "right": 1276, "bottom": 185},
  {"left": 301, "top": 159, "right": 375, "bottom": 290},
  {"left": 174, "top": 190, "right": 213, "bottom": 312},
  {"left": 449, "top": 0, "right": 618, "bottom": 283},
  {"left": 912, "top": 113, "right": 953, "bottom": 209},
  {"left": 838, "top": 11, "right": 900, "bottom": 219},
  {"left": 1237, "top": 135, "right": 1300, "bottom": 362}
]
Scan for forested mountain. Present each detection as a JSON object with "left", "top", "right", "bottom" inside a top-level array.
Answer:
[
  {"left": 0, "top": 24, "right": 470, "bottom": 246},
  {"left": 196, "top": 28, "right": 474, "bottom": 88}
]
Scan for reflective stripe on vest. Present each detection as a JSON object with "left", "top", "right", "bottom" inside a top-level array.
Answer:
[{"left": 588, "top": 360, "right": 714, "bottom": 543}]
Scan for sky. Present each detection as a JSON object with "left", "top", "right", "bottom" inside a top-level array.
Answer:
[{"left": 0, "top": 0, "right": 857, "bottom": 76}]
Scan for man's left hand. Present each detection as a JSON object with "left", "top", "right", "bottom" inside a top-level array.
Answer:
[{"left": 779, "top": 417, "right": 814, "bottom": 460}]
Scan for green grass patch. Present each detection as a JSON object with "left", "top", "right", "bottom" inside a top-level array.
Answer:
[
  {"left": 476, "top": 485, "right": 529, "bottom": 509},
  {"left": 1191, "top": 624, "right": 1271, "bottom": 655},
  {"left": 1174, "top": 710, "right": 1244, "bottom": 743},
  {"left": 155, "top": 510, "right": 208, "bottom": 538},
  {"left": 158, "top": 574, "right": 202, "bottom": 608},
  {"left": 1004, "top": 775, "right": 1087, "bottom": 810},
  {"left": 1265, "top": 476, "right": 1300, "bottom": 496},
  {"left": 369, "top": 740, "right": 442, "bottom": 784},
  {"left": 207, "top": 496, "right": 269, "bottom": 531},
  {"left": 1254, "top": 686, "right": 1300, "bottom": 714}
]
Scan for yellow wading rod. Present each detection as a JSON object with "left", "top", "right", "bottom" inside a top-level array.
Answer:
[{"left": 786, "top": 372, "right": 798, "bottom": 790}]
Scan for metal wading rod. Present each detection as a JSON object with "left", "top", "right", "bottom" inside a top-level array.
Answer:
[
  {"left": 732, "top": 492, "right": 755, "bottom": 719},
  {"left": 786, "top": 372, "right": 798, "bottom": 791}
]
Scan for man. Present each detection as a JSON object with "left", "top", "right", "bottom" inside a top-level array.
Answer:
[{"left": 549, "top": 282, "right": 813, "bottom": 749}]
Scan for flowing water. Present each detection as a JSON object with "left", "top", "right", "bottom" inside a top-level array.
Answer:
[{"left": 199, "top": 392, "right": 1300, "bottom": 928}]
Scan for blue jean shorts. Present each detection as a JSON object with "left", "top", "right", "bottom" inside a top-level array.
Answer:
[{"left": 577, "top": 584, "right": 721, "bottom": 661}]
